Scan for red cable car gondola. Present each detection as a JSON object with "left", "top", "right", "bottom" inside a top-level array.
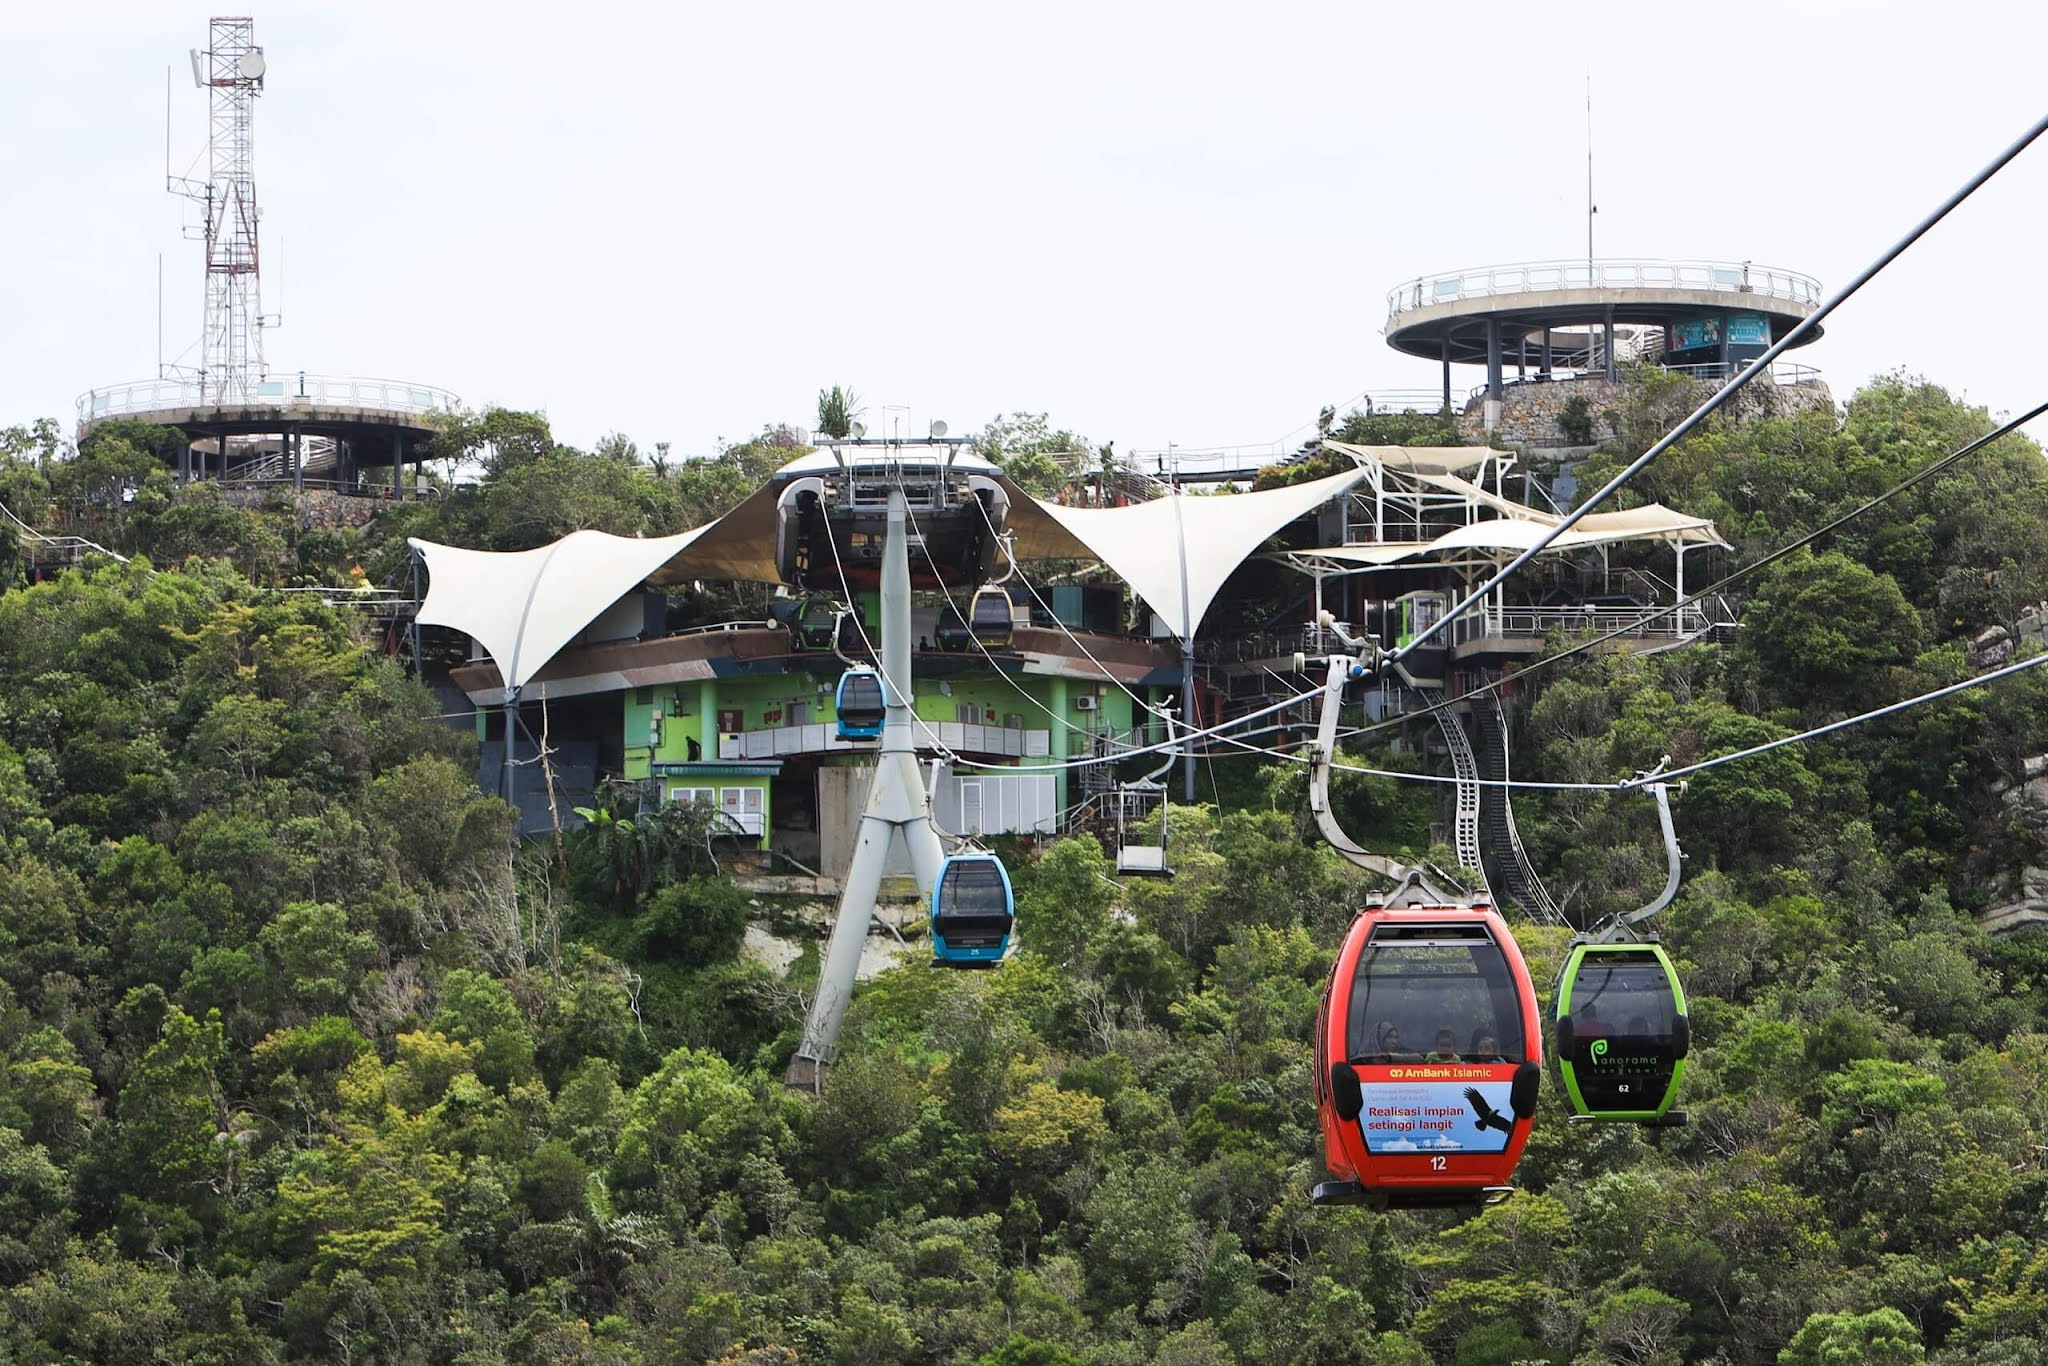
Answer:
[{"left": 1312, "top": 883, "right": 1543, "bottom": 1210}]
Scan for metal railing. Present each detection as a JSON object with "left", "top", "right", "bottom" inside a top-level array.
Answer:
[
  {"left": 1387, "top": 258, "right": 1823, "bottom": 322},
  {"left": 717, "top": 719, "right": 1053, "bottom": 762},
  {"left": 1349, "top": 390, "right": 1456, "bottom": 416},
  {"left": 1473, "top": 359, "right": 1826, "bottom": 404},
  {"left": 1655, "top": 360, "right": 1825, "bottom": 387},
  {"left": 1449, "top": 603, "right": 1728, "bottom": 645},
  {"left": 78, "top": 372, "right": 462, "bottom": 425}
]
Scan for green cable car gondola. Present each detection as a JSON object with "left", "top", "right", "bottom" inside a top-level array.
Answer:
[
  {"left": 1552, "top": 778, "right": 1690, "bottom": 1126},
  {"left": 1555, "top": 942, "right": 1688, "bottom": 1124},
  {"left": 792, "top": 597, "right": 840, "bottom": 651}
]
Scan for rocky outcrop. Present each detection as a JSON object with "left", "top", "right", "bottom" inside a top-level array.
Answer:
[{"left": 1981, "top": 754, "right": 2048, "bottom": 933}]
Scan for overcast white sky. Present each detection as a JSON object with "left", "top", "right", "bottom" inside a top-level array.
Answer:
[{"left": 6, "top": 1, "right": 2048, "bottom": 460}]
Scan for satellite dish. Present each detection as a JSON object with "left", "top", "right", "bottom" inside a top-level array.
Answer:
[
  {"left": 239, "top": 50, "right": 266, "bottom": 80},
  {"left": 849, "top": 422, "right": 866, "bottom": 439},
  {"left": 929, "top": 420, "right": 949, "bottom": 439}
]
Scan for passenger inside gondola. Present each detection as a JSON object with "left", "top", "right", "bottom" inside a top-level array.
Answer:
[
  {"left": 1368, "top": 1022, "right": 1418, "bottom": 1062},
  {"left": 1468, "top": 1030, "right": 1502, "bottom": 1062},
  {"left": 1427, "top": 1028, "right": 1461, "bottom": 1062}
]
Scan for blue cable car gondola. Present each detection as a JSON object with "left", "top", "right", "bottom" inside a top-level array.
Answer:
[
  {"left": 834, "top": 667, "right": 887, "bottom": 740},
  {"left": 930, "top": 851, "right": 1015, "bottom": 967}
]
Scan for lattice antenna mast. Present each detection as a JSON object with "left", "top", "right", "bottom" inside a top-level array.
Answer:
[{"left": 169, "top": 17, "right": 269, "bottom": 403}]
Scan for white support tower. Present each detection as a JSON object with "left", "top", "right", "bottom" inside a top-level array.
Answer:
[
  {"left": 170, "top": 16, "right": 270, "bottom": 404},
  {"left": 784, "top": 488, "right": 947, "bottom": 1092}
]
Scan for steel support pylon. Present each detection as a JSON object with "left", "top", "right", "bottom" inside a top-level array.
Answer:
[{"left": 786, "top": 490, "right": 945, "bottom": 1091}]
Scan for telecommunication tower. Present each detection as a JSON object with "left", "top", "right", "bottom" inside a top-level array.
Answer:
[{"left": 168, "top": 16, "right": 272, "bottom": 404}]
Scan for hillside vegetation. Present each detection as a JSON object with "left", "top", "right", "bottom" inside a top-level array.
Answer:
[{"left": 3, "top": 377, "right": 2048, "bottom": 1364}]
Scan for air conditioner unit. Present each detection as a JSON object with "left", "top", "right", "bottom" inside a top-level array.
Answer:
[{"left": 1075, "top": 696, "right": 1099, "bottom": 712}]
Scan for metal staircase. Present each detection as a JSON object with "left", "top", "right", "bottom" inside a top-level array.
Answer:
[
  {"left": 1426, "top": 689, "right": 1486, "bottom": 885},
  {"left": 1472, "top": 684, "right": 1565, "bottom": 923}
]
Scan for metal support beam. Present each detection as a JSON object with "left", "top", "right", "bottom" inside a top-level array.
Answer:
[
  {"left": 1173, "top": 487, "right": 1196, "bottom": 803},
  {"left": 1603, "top": 305, "right": 1617, "bottom": 383},
  {"left": 500, "top": 691, "right": 519, "bottom": 804},
  {"left": 408, "top": 546, "right": 423, "bottom": 669}
]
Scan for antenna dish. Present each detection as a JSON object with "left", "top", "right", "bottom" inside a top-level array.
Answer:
[
  {"left": 849, "top": 422, "right": 867, "bottom": 439},
  {"left": 929, "top": 420, "right": 949, "bottom": 438},
  {"left": 239, "top": 50, "right": 266, "bottom": 80},
  {"left": 189, "top": 49, "right": 206, "bottom": 87}
]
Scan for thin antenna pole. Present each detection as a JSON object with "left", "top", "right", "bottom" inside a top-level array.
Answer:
[
  {"left": 156, "top": 254, "right": 163, "bottom": 377},
  {"left": 1585, "top": 72, "right": 1596, "bottom": 276}
]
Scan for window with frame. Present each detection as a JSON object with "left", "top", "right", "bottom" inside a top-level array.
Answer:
[
  {"left": 720, "top": 786, "right": 765, "bottom": 835},
  {"left": 1345, "top": 923, "right": 1526, "bottom": 1063}
]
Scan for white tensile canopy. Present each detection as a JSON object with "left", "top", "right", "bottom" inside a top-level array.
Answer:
[
  {"left": 409, "top": 442, "right": 1716, "bottom": 694},
  {"left": 411, "top": 456, "right": 1381, "bottom": 692},
  {"left": 412, "top": 528, "right": 711, "bottom": 692},
  {"left": 1013, "top": 466, "right": 1371, "bottom": 634}
]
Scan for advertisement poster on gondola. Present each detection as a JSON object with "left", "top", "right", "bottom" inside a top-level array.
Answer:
[{"left": 1355, "top": 1071, "right": 1516, "bottom": 1155}]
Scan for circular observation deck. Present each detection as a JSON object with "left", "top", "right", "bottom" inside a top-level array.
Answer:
[
  {"left": 1384, "top": 258, "right": 1823, "bottom": 365},
  {"left": 76, "top": 372, "right": 460, "bottom": 443}
]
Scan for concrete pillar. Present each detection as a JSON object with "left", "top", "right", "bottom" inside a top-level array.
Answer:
[
  {"left": 1517, "top": 335, "right": 1527, "bottom": 382},
  {"left": 291, "top": 425, "right": 303, "bottom": 491},
  {"left": 392, "top": 434, "right": 404, "bottom": 499},
  {"left": 1050, "top": 675, "right": 1069, "bottom": 813},
  {"left": 179, "top": 442, "right": 192, "bottom": 485},
  {"left": 1603, "top": 305, "right": 1617, "bottom": 383},
  {"left": 1541, "top": 328, "right": 1553, "bottom": 378},
  {"left": 1718, "top": 310, "right": 1732, "bottom": 375},
  {"left": 1440, "top": 337, "right": 1452, "bottom": 411},
  {"left": 699, "top": 679, "right": 718, "bottom": 759},
  {"left": 1485, "top": 318, "right": 1504, "bottom": 401}
]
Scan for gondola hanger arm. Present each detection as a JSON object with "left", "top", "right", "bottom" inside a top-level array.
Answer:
[
  {"left": 1590, "top": 764, "right": 1685, "bottom": 943},
  {"left": 1307, "top": 620, "right": 1418, "bottom": 886}
]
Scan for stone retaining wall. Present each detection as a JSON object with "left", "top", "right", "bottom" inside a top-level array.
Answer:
[
  {"left": 212, "top": 485, "right": 394, "bottom": 532},
  {"left": 1455, "top": 373, "right": 1838, "bottom": 446}
]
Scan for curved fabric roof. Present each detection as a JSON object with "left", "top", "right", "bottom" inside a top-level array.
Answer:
[
  {"left": 1319, "top": 441, "right": 1496, "bottom": 476},
  {"left": 1296, "top": 506, "right": 1719, "bottom": 568},
  {"left": 1017, "top": 466, "right": 1370, "bottom": 633},
  {"left": 411, "top": 459, "right": 1380, "bottom": 693},
  {"left": 412, "top": 528, "right": 710, "bottom": 692}
]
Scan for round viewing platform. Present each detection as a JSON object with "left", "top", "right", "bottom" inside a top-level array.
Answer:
[
  {"left": 1384, "top": 258, "right": 1824, "bottom": 365},
  {"left": 76, "top": 372, "right": 460, "bottom": 442},
  {"left": 76, "top": 372, "right": 462, "bottom": 494}
]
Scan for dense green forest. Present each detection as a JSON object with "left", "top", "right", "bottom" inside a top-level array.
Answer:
[{"left": 5, "top": 377, "right": 2048, "bottom": 1364}]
